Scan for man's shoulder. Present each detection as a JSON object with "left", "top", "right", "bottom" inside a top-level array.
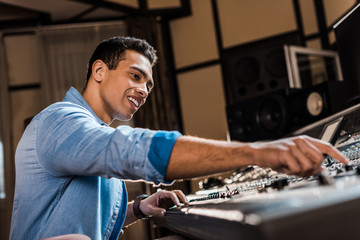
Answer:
[{"left": 35, "top": 101, "right": 94, "bottom": 122}]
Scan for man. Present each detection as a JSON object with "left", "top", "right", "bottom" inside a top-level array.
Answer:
[{"left": 10, "top": 36, "right": 348, "bottom": 240}]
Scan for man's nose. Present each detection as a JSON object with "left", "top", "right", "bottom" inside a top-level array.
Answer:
[{"left": 136, "top": 84, "right": 148, "bottom": 98}]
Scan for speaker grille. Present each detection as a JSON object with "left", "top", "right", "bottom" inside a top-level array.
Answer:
[
  {"left": 227, "top": 91, "right": 287, "bottom": 142},
  {"left": 227, "top": 83, "right": 332, "bottom": 142},
  {"left": 222, "top": 31, "right": 302, "bottom": 104}
]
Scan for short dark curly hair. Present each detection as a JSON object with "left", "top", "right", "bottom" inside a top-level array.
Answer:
[{"left": 85, "top": 36, "right": 157, "bottom": 84}]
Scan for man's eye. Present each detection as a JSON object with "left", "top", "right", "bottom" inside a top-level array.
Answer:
[{"left": 132, "top": 73, "right": 140, "bottom": 80}]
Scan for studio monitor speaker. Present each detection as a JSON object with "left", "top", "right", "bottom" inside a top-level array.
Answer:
[
  {"left": 227, "top": 82, "right": 331, "bottom": 142},
  {"left": 222, "top": 31, "right": 302, "bottom": 104},
  {"left": 227, "top": 90, "right": 288, "bottom": 142}
]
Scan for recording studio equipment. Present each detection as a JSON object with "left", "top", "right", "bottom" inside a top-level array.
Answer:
[
  {"left": 227, "top": 82, "right": 333, "bottom": 142},
  {"left": 226, "top": 89, "right": 287, "bottom": 142},
  {"left": 284, "top": 45, "right": 343, "bottom": 89},
  {"left": 155, "top": 165, "right": 360, "bottom": 240},
  {"left": 154, "top": 103, "right": 360, "bottom": 240},
  {"left": 224, "top": 37, "right": 349, "bottom": 142},
  {"left": 333, "top": 3, "right": 360, "bottom": 103},
  {"left": 222, "top": 31, "right": 302, "bottom": 104}
]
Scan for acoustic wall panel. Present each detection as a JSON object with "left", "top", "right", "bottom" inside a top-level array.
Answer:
[
  {"left": 299, "top": 0, "right": 318, "bottom": 35},
  {"left": 217, "top": 0, "right": 297, "bottom": 48},
  {"left": 177, "top": 65, "right": 227, "bottom": 140},
  {"left": 4, "top": 34, "right": 41, "bottom": 86},
  {"left": 170, "top": 0, "right": 218, "bottom": 69},
  {"left": 324, "top": 0, "right": 357, "bottom": 27}
]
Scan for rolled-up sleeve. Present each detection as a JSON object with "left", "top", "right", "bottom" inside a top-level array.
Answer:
[
  {"left": 35, "top": 103, "right": 181, "bottom": 185},
  {"left": 148, "top": 131, "right": 182, "bottom": 177}
]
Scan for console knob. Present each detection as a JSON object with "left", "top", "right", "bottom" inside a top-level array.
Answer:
[
  {"left": 271, "top": 178, "right": 288, "bottom": 190},
  {"left": 345, "top": 164, "right": 354, "bottom": 171},
  {"left": 318, "top": 173, "right": 333, "bottom": 185}
]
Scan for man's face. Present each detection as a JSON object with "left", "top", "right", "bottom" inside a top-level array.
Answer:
[{"left": 99, "top": 50, "right": 154, "bottom": 121}]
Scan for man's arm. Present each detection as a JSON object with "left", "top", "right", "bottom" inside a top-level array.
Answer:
[
  {"left": 165, "top": 135, "right": 349, "bottom": 180},
  {"left": 36, "top": 103, "right": 174, "bottom": 184},
  {"left": 124, "top": 202, "right": 139, "bottom": 227}
]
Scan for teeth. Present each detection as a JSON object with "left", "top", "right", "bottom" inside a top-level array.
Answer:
[{"left": 128, "top": 97, "right": 139, "bottom": 107}]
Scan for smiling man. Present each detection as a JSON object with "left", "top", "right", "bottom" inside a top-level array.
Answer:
[
  {"left": 83, "top": 49, "right": 154, "bottom": 123},
  {"left": 10, "top": 36, "right": 348, "bottom": 240}
]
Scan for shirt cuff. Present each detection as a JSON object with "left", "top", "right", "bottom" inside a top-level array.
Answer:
[{"left": 148, "top": 131, "right": 182, "bottom": 178}]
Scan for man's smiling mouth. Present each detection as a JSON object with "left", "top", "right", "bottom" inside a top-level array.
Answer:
[{"left": 128, "top": 96, "right": 140, "bottom": 107}]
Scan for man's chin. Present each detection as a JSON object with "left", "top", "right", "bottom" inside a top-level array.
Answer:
[{"left": 114, "top": 114, "right": 133, "bottom": 122}]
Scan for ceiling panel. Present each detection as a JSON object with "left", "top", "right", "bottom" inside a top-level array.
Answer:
[
  {"left": 105, "top": 0, "right": 138, "bottom": 8},
  {"left": 0, "top": 0, "right": 91, "bottom": 21},
  {"left": 0, "top": 3, "right": 39, "bottom": 21},
  {"left": 80, "top": 7, "right": 127, "bottom": 20},
  {"left": 148, "top": 0, "right": 181, "bottom": 9},
  {"left": 0, "top": 0, "right": 190, "bottom": 28}
]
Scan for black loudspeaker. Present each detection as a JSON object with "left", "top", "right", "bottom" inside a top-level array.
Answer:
[
  {"left": 227, "top": 83, "right": 332, "bottom": 142},
  {"left": 222, "top": 31, "right": 302, "bottom": 104},
  {"left": 227, "top": 90, "right": 288, "bottom": 142}
]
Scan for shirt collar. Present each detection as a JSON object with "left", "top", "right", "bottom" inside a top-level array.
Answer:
[{"left": 62, "top": 87, "right": 107, "bottom": 126}]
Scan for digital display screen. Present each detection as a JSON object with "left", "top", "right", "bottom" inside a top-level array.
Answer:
[
  {"left": 321, "top": 120, "right": 342, "bottom": 142},
  {"left": 320, "top": 117, "right": 345, "bottom": 144}
]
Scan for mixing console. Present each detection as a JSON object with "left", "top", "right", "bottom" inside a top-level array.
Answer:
[
  {"left": 153, "top": 111, "right": 360, "bottom": 240},
  {"left": 154, "top": 158, "right": 360, "bottom": 240}
]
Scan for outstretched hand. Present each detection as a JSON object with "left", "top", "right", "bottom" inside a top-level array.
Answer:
[
  {"left": 252, "top": 135, "right": 349, "bottom": 176},
  {"left": 139, "top": 190, "right": 188, "bottom": 217}
]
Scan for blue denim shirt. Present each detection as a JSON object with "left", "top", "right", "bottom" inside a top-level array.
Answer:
[{"left": 10, "top": 87, "right": 181, "bottom": 240}]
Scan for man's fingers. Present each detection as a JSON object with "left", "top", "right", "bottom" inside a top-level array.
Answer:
[
  {"left": 173, "top": 190, "right": 189, "bottom": 205},
  {"left": 306, "top": 137, "right": 349, "bottom": 165},
  {"left": 289, "top": 144, "right": 315, "bottom": 176},
  {"left": 278, "top": 151, "right": 302, "bottom": 176},
  {"left": 145, "top": 204, "right": 166, "bottom": 217},
  {"left": 167, "top": 191, "right": 181, "bottom": 207},
  {"left": 294, "top": 137, "right": 324, "bottom": 164},
  {"left": 272, "top": 135, "right": 349, "bottom": 177},
  {"left": 157, "top": 190, "right": 188, "bottom": 209},
  {"left": 165, "top": 190, "right": 189, "bottom": 207},
  {"left": 286, "top": 136, "right": 349, "bottom": 176}
]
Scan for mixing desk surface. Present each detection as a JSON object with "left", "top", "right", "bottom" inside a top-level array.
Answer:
[
  {"left": 154, "top": 104, "right": 360, "bottom": 240},
  {"left": 155, "top": 164, "right": 360, "bottom": 240}
]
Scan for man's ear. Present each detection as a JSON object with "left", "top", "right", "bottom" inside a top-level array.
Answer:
[{"left": 92, "top": 60, "right": 106, "bottom": 83}]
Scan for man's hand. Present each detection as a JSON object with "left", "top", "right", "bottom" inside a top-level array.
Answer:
[
  {"left": 139, "top": 190, "right": 188, "bottom": 217},
  {"left": 252, "top": 135, "right": 349, "bottom": 176}
]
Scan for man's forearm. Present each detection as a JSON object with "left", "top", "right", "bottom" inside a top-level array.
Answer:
[
  {"left": 124, "top": 202, "right": 139, "bottom": 227},
  {"left": 165, "top": 135, "right": 349, "bottom": 180},
  {"left": 165, "top": 136, "right": 255, "bottom": 180}
]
